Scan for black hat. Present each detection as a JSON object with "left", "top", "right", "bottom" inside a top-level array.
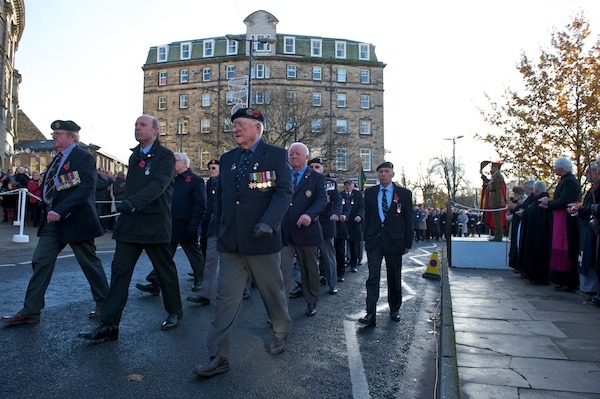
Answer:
[
  {"left": 207, "top": 159, "right": 219, "bottom": 167},
  {"left": 308, "top": 157, "right": 323, "bottom": 165},
  {"left": 231, "top": 107, "right": 264, "bottom": 123},
  {"left": 344, "top": 179, "right": 353, "bottom": 184},
  {"left": 51, "top": 120, "right": 81, "bottom": 132},
  {"left": 376, "top": 161, "right": 394, "bottom": 171}
]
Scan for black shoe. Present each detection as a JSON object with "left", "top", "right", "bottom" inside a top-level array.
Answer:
[
  {"left": 191, "top": 283, "right": 201, "bottom": 292},
  {"left": 350, "top": 267, "right": 358, "bottom": 273},
  {"left": 78, "top": 322, "right": 119, "bottom": 342},
  {"left": 243, "top": 287, "right": 251, "bottom": 300},
  {"left": 358, "top": 313, "right": 376, "bottom": 326},
  {"left": 554, "top": 285, "right": 574, "bottom": 292},
  {"left": 161, "top": 310, "right": 183, "bottom": 330},
  {"left": 306, "top": 303, "right": 317, "bottom": 317},
  {"left": 188, "top": 272, "right": 195, "bottom": 277},
  {"left": 289, "top": 286, "right": 303, "bottom": 298},
  {"left": 194, "top": 356, "right": 230, "bottom": 377},
  {"left": 135, "top": 283, "right": 160, "bottom": 296},
  {"left": 186, "top": 295, "right": 210, "bottom": 305},
  {"left": 268, "top": 336, "right": 288, "bottom": 355},
  {"left": 319, "top": 276, "right": 327, "bottom": 286},
  {"left": 337, "top": 277, "right": 344, "bottom": 283},
  {"left": 329, "top": 287, "right": 339, "bottom": 295},
  {"left": 390, "top": 311, "right": 400, "bottom": 322}
]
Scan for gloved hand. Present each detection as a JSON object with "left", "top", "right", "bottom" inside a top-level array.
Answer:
[
  {"left": 253, "top": 222, "right": 274, "bottom": 238},
  {"left": 116, "top": 199, "right": 136, "bottom": 214}
]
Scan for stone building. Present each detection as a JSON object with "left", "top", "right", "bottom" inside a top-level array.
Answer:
[
  {"left": 0, "top": 0, "right": 24, "bottom": 170},
  {"left": 142, "top": 9, "right": 384, "bottom": 184}
]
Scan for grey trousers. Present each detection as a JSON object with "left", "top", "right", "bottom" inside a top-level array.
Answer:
[{"left": 318, "top": 238, "right": 337, "bottom": 289}]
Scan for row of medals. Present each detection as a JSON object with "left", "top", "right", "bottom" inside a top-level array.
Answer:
[{"left": 249, "top": 180, "right": 273, "bottom": 189}]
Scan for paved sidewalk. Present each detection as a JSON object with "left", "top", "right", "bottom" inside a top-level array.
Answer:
[{"left": 449, "top": 267, "right": 600, "bottom": 399}]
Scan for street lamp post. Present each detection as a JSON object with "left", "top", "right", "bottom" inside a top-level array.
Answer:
[
  {"left": 443, "top": 135, "right": 463, "bottom": 268},
  {"left": 444, "top": 135, "right": 464, "bottom": 202},
  {"left": 226, "top": 34, "right": 277, "bottom": 108}
]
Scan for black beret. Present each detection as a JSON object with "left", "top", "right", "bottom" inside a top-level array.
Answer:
[
  {"left": 308, "top": 157, "right": 323, "bottom": 165},
  {"left": 376, "top": 161, "right": 394, "bottom": 171},
  {"left": 231, "top": 107, "right": 264, "bottom": 123},
  {"left": 207, "top": 159, "right": 219, "bottom": 167},
  {"left": 344, "top": 179, "right": 353, "bottom": 184},
  {"left": 51, "top": 120, "right": 81, "bottom": 132}
]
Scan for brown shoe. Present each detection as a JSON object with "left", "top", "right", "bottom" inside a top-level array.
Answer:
[
  {"left": 1, "top": 312, "right": 40, "bottom": 326},
  {"left": 268, "top": 336, "right": 288, "bottom": 355},
  {"left": 88, "top": 307, "right": 102, "bottom": 319},
  {"left": 193, "top": 356, "right": 230, "bottom": 377}
]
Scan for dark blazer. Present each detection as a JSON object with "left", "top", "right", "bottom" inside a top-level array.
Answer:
[
  {"left": 364, "top": 183, "right": 413, "bottom": 256},
  {"left": 282, "top": 169, "right": 327, "bottom": 246},
  {"left": 113, "top": 139, "right": 175, "bottom": 244},
  {"left": 202, "top": 177, "right": 218, "bottom": 229},
  {"left": 341, "top": 189, "right": 365, "bottom": 241},
  {"left": 335, "top": 190, "right": 352, "bottom": 239},
  {"left": 171, "top": 168, "right": 206, "bottom": 243},
  {"left": 216, "top": 140, "right": 293, "bottom": 255},
  {"left": 319, "top": 177, "right": 342, "bottom": 240},
  {"left": 44, "top": 145, "right": 105, "bottom": 244}
]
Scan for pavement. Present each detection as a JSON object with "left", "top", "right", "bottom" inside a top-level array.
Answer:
[{"left": 3, "top": 221, "right": 600, "bottom": 398}]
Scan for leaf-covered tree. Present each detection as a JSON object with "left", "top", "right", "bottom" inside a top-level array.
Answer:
[{"left": 478, "top": 14, "right": 600, "bottom": 188}]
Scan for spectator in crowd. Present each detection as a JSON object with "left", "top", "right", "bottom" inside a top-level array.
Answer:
[
  {"left": 200, "top": 159, "right": 219, "bottom": 257},
  {"left": 334, "top": 183, "right": 351, "bottom": 283},
  {"left": 341, "top": 180, "right": 364, "bottom": 273},
  {"left": 456, "top": 210, "right": 468, "bottom": 237},
  {"left": 506, "top": 185, "right": 527, "bottom": 269},
  {"left": 539, "top": 157, "right": 581, "bottom": 292},
  {"left": 14, "top": 166, "right": 30, "bottom": 189},
  {"left": 27, "top": 171, "right": 43, "bottom": 227}
]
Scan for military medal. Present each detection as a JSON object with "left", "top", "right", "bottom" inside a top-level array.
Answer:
[
  {"left": 231, "top": 164, "right": 237, "bottom": 171},
  {"left": 253, "top": 162, "right": 259, "bottom": 171},
  {"left": 305, "top": 189, "right": 312, "bottom": 198}
]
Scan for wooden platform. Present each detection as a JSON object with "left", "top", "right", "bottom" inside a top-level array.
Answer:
[{"left": 451, "top": 236, "right": 510, "bottom": 269}]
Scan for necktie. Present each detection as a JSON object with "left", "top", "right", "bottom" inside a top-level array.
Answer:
[
  {"left": 45, "top": 152, "right": 63, "bottom": 200},
  {"left": 235, "top": 149, "right": 252, "bottom": 193},
  {"left": 293, "top": 172, "right": 299, "bottom": 191},
  {"left": 382, "top": 188, "right": 389, "bottom": 215}
]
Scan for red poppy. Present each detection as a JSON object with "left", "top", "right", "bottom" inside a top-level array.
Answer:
[
  {"left": 304, "top": 172, "right": 311, "bottom": 178},
  {"left": 139, "top": 160, "right": 146, "bottom": 168},
  {"left": 63, "top": 163, "right": 70, "bottom": 171},
  {"left": 185, "top": 175, "right": 192, "bottom": 183},
  {"left": 393, "top": 194, "right": 400, "bottom": 202},
  {"left": 251, "top": 109, "right": 260, "bottom": 118}
]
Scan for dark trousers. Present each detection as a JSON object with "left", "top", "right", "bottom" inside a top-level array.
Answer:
[
  {"left": 365, "top": 240, "right": 403, "bottom": 315},
  {"left": 100, "top": 241, "right": 182, "bottom": 326},
  {"left": 146, "top": 240, "right": 205, "bottom": 286},
  {"left": 348, "top": 240, "right": 359, "bottom": 267},
  {"left": 20, "top": 222, "right": 108, "bottom": 316},
  {"left": 334, "top": 237, "right": 347, "bottom": 278}
]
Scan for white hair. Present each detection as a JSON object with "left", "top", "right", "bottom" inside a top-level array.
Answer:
[{"left": 554, "top": 157, "right": 573, "bottom": 173}]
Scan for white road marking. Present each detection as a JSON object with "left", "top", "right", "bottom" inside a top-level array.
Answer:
[{"left": 344, "top": 320, "right": 372, "bottom": 399}]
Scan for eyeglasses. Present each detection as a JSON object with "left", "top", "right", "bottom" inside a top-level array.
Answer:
[
  {"left": 209, "top": 166, "right": 218, "bottom": 170},
  {"left": 233, "top": 121, "right": 256, "bottom": 130}
]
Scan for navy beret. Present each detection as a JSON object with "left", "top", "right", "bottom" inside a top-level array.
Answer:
[
  {"left": 376, "top": 161, "right": 394, "bottom": 171},
  {"left": 231, "top": 107, "right": 264, "bottom": 123},
  {"left": 207, "top": 159, "right": 219, "bottom": 167},
  {"left": 308, "top": 157, "right": 323, "bottom": 165},
  {"left": 51, "top": 120, "right": 81, "bottom": 132}
]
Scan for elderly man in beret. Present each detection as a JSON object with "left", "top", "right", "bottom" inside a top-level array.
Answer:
[
  {"left": 2, "top": 120, "right": 109, "bottom": 326},
  {"left": 359, "top": 161, "right": 413, "bottom": 326},
  {"left": 193, "top": 107, "right": 293, "bottom": 378}
]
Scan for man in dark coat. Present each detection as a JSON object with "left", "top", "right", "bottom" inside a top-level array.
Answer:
[
  {"left": 200, "top": 159, "right": 220, "bottom": 256},
  {"left": 2, "top": 120, "right": 109, "bottom": 326},
  {"left": 194, "top": 108, "right": 293, "bottom": 378},
  {"left": 334, "top": 185, "right": 352, "bottom": 282},
  {"left": 135, "top": 152, "right": 206, "bottom": 294},
  {"left": 95, "top": 168, "right": 111, "bottom": 230},
  {"left": 341, "top": 180, "right": 365, "bottom": 272},
  {"left": 280, "top": 145, "right": 326, "bottom": 317},
  {"left": 358, "top": 162, "right": 413, "bottom": 326},
  {"left": 79, "top": 115, "right": 183, "bottom": 341},
  {"left": 309, "top": 158, "right": 343, "bottom": 294}
]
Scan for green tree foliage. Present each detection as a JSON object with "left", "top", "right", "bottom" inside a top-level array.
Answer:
[{"left": 478, "top": 14, "right": 600, "bottom": 188}]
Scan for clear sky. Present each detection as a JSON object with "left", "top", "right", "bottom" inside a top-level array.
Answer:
[{"left": 15, "top": 0, "right": 600, "bottom": 186}]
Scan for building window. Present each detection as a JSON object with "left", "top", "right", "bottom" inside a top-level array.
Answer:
[
  {"left": 203, "top": 39, "right": 214, "bottom": 57},
  {"left": 311, "top": 119, "right": 322, "bottom": 133},
  {"left": 203, "top": 67, "right": 211, "bottom": 82},
  {"left": 336, "top": 119, "right": 348, "bottom": 134},
  {"left": 251, "top": 34, "right": 274, "bottom": 52},
  {"left": 336, "top": 148, "right": 347, "bottom": 171},
  {"left": 200, "top": 150, "right": 210, "bottom": 170},
  {"left": 223, "top": 119, "right": 233, "bottom": 132},
  {"left": 337, "top": 68, "right": 347, "bottom": 83},
  {"left": 361, "top": 70, "right": 370, "bottom": 84},
  {"left": 359, "top": 43, "right": 370, "bottom": 61},
  {"left": 287, "top": 91, "right": 297, "bottom": 104},
  {"left": 157, "top": 45, "right": 167, "bottom": 62},
  {"left": 312, "top": 92, "right": 322, "bottom": 107},
  {"left": 335, "top": 41, "right": 347, "bottom": 59},
  {"left": 178, "top": 120, "right": 188, "bottom": 135},
  {"left": 311, "top": 39, "right": 322, "bottom": 57},
  {"left": 337, "top": 93, "right": 347, "bottom": 108},
  {"left": 360, "top": 149, "right": 372, "bottom": 171},
  {"left": 226, "top": 91, "right": 235, "bottom": 105},
  {"left": 180, "top": 69, "right": 189, "bottom": 83},
  {"left": 284, "top": 36, "right": 295, "bottom": 54},
  {"left": 201, "top": 119, "right": 211, "bottom": 133},
  {"left": 158, "top": 71, "right": 167, "bottom": 86},
  {"left": 312, "top": 66, "right": 322, "bottom": 81},
  {"left": 202, "top": 93, "right": 211, "bottom": 107},
  {"left": 226, "top": 65, "right": 236, "bottom": 79},
  {"left": 227, "top": 39, "right": 238, "bottom": 55},
  {"left": 253, "top": 64, "right": 270, "bottom": 79},
  {"left": 361, "top": 95, "right": 370, "bottom": 109},
  {"left": 179, "top": 95, "right": 188, "bottom": 109},
  {"left": 360, "top": 120, "right": 372, "bottom": 135},
  {"left": 158, "top": 97, "right": 167, "bottom": 110},
  {"left": 285, "top": 117, "right": 297, "bottom": 132},
  {"left": 180, "top": 42, "right": 191, "bottom": 60},
  {"left": 287, "top": 65, "right": 297, "bottom": 79},
  {"left": 255, "top": 91, "right": 265, "bottom": 105},
  {"left": 159, "top": 120, "right": 167, "bottom": 136}
]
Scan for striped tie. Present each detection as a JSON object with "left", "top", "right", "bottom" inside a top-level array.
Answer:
[
  {"left": 45, "top": 152, "right": 63, "bottom": 200},
  {"left": 382, "top": 188, "right": 389, "bottom": 214}
]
